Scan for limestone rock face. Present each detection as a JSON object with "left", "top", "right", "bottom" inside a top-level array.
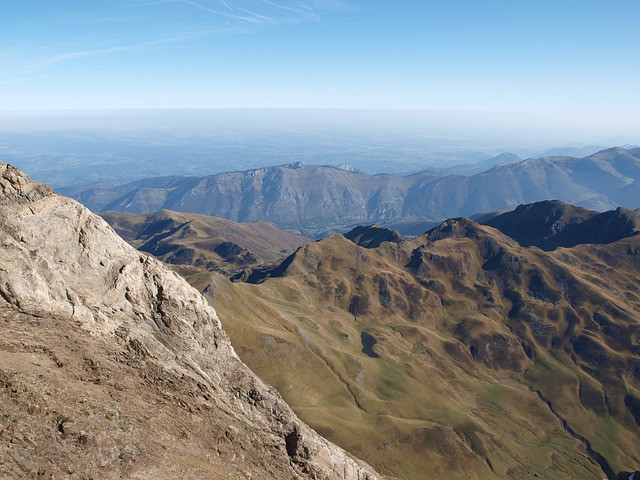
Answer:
[{"left": 0, "top": 162, "right": 380, "bottom": 480}]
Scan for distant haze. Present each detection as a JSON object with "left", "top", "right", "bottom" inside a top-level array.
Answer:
[
  {"left": 0, "top": 108, "right": 637, "bottom": 143},
  {"left": 0, "top": 109, "right": 633, "bottom": 188}
]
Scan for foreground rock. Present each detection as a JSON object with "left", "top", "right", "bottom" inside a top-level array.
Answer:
[{"left": 0, "top": 162, "right": 380, "bottom": 480}]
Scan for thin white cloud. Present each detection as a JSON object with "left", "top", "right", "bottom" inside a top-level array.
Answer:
[
  {"left": 129, "top": 0, "right": 344, "bottom": 26},
  {"left": 8, "top": 0, "right": 355, "bottom": 82},
  {"left": 179, "top": 0, "right": 270, "bottom": 25},
  {"left": 256, "top": 0, "right": 313, "bottom": 15},
  {"left": 0, "top": 71, "right": 75, "bottom": 88},
  {"left": 310, "top": 0, "right": 356, "bottom": 11},
  {"left": 179, "top": 0, "right": 229, "bottom": 16},
  {"left": 216, "top": 0, "right": 234, "bottom": 11},
  {"left": 127, "top": 0, "right": 178, "bottom": 7},
  {"left": 25, "top": 29, "right": 223, "bottom": 71},
  {"left": 129, "top": 0, "right": 242, "bottom": 22},
  {"left": 234, "top": 6, "right": 276, "bottom": 24}
]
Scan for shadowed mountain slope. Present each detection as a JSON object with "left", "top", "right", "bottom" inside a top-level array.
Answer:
[
  {"left": 482, "top": 200, "right": 640, "bottom": 250},
  {"left": 191, "top": 207, "right": 640, "bottom": 480},
  {"left": 344, "top": 224, "right": 405, "bottom": 249},
  {"left": 65, "top": 147, "right": 640, "bottom": 237},
  {"left": 101, "top": 210, "right": 310, "bottom": 277},
  {"left": 0, "top": 162, "right": 379, "bottom": 480}
]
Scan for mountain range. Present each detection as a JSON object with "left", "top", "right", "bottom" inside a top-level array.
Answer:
[
  {"left": 64, "top": 147, "right": 640, "bottom": 236},
  {"left": 4, "top": 157, "right": 640, "bottom": 479},
  {"left": 181, "top": 201, "right": 640, "bottom": 480},
  {"left": 0, "top": 162, "right": 378, "bottom": 479}
]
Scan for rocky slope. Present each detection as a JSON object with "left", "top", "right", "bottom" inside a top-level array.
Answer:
[
  {"left": 64, "top": 147, "right": 640, "bottom": 236},
  {"left": 0, "top": 162, "right": 380, "bottom": 480}
]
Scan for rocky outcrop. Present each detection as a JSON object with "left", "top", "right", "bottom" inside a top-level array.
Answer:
[{"left": 0, "top": 162, "right": 380, "bottom": 480}]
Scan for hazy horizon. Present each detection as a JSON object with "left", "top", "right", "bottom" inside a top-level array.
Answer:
[
  {"left": 1, "top": 107, "right": 637, "bottom": 145},
  {"left": 0, "top": 107, "right": 630, "bottom": 190}
]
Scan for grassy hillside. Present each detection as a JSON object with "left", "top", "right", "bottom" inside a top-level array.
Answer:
[{"left": 190, "top": 220, "right": 640, "bottom": 480}]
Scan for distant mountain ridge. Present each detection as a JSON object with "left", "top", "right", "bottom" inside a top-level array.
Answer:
[
  {"left": 64, "top": 147, "right": 640, "bottom": 236},
  {"left": 437, "top": 151, "right": 522, "bottom": 176},
  {"left": 343, "top": 224, "right": 405, "bottom": 249}
]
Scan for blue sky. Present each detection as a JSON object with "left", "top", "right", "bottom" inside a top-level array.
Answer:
[{"left": 1, "top": 0, "right": 639, "bottom": 134}]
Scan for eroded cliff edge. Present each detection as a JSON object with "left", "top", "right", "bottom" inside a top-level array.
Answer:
[{"left": 0, "top": 161, "right": 381, "bottom": 480}]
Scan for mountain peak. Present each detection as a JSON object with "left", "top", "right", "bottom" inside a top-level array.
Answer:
[
  {"left": 424, "top": 217, "right": 488, "bottom": 241},
  {"left": 344, "top": 224, "right": 404, "bottom": 248},
  {"left": 286, "top": 161, "right": 307, "bottom": 169},
  {"left": 1, "top": 162, "right": 53, "bottom": 205}
]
